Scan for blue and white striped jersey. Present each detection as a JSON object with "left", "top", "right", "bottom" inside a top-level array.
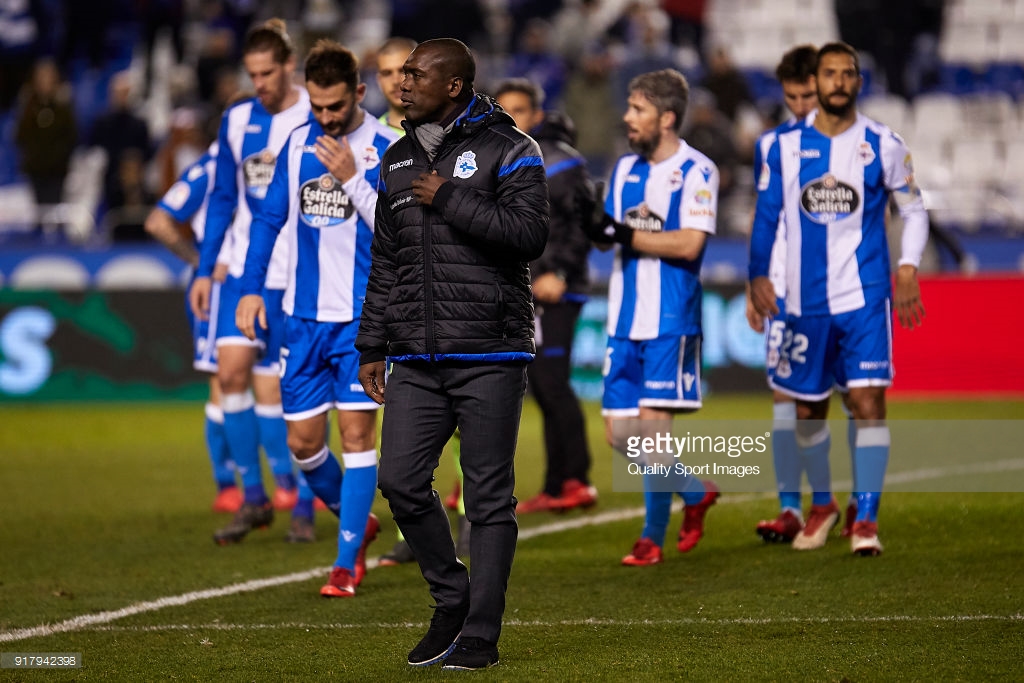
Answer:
[
  {"left": 750, "top": 112, "right": 926, "bottom": 317},
  {"left": 240, "top": 112, "right": 398, "bottom": 322},
  {"left": 604, "top": 140, "right": 719, "bottom": 340},
  {"left": 197, "top": 88, "right": 311, "bottom": 290}
]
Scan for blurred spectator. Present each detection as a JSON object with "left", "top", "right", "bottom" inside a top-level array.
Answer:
[
  {"left": 699, "top": 46, "right": 753, "bottom": 122},
  {"left": 660, "top": 0, "right": 707, "bottom": 65},
  {"left": 507, "top": 18, "right": 567, "bottom": 108},
  {"left": 15, "top": 58, "right": 77, "bottom": 230},
  {"left": 196, "top": 26, "right": 237, "bottom": 102},
  {"left": 0, "top": 0, "right": 48, "bottom": 113},
  {"left": 614, "top": 3, "right": 680, "bottom": 112},
  {"left": 137, "top": 0, "right": 185, "bottom": 96},
  {"left": 89, "top": 71, "right": 152, "bottom": 215},
  {"left": 506, "top": 0, "right": 565, "bottom": 53},
  {"left": 301, "top": 0, "right": 343, "bottom": 52},
  {"left": 155, "top": 106, "right": 209, "bottom": 196},
  {"left": 106, "top": 148, "right": 155, "bottom": 241},
  {"left": 562, "top": 39, "right": 621, "bottom": 179}
]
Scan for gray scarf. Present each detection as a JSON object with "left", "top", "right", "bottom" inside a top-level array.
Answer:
[{"left": 414, "top": 120, "right": 455, "bottom": 162}]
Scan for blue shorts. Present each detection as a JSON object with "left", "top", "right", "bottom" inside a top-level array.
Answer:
[
  {"left": 601, "top": 333, "right": 703, "bottom": 415},
  {"left": 186, "top": 279, "right": 221, "bottom": 373},
  {"left": 215, "top": 275, "right": 284, "bottom": 375},
  {"left": 280, "top": 316, "right": 378, "bottom": 419},
  {"left": 772, "top": 297, "right": 893, "bottom": 401}
]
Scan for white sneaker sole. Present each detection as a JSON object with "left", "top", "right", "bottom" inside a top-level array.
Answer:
[{"left": 791, "top": 510, "right": 839, "bottom": 550}]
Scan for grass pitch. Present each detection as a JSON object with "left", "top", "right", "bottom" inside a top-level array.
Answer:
[{"left": 1, "top": 396, "right": 1022, "bottom": 681}]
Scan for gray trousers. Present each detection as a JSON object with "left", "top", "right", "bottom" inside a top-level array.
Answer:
[{"left": 378, "top": 361, "right": 527, "bottom": 644}]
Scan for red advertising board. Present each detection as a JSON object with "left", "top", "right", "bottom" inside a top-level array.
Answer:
[{"left": 891, "top": 275, "right": 1024, "bottom": 397}]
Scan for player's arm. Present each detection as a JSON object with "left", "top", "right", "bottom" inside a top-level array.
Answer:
[
  {"left": 883, "top": 133, "right": 928, "bottom": 329},
  {"left": 748, "top": 139, "right": 784, "bottom": 317},
  {"left": 145, "top": 207, "right": 198, "bottom": 267},
  {"left": 356, "top": 186, "right": 400, "bottom": 404}
]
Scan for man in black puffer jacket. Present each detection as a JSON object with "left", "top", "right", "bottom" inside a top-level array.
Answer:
[
  {"left": 495, "top": 78, "right": 597, "bottom": 516},
  {"left": 356, "top": 38, "right": 549, "bottom": 671}
]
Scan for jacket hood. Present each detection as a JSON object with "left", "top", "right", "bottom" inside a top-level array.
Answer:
[{"left": 530, "top": 111, "right": 577, "bottom": 147}]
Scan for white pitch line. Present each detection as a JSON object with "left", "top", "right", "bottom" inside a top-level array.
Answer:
[
  {"left": 2, "top": 458, "right": 1022, "bottom": 644},
  {"left": 65, "top": 613, "right": 1024, "bottom": 634}
]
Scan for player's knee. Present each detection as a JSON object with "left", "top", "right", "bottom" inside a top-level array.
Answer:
[{"left": 286, "top": 432, "right": 323, "bottom": 460}]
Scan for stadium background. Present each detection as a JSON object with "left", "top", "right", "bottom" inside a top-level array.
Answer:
[{"left": 2, "top": 0, "right": 1023, "bottom": 403}]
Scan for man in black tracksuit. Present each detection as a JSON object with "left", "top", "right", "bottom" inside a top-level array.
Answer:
[
  {"left": 356, "top": 39, "right": 549, "bottom": 670},
  {"left": 495, "top": 79, "right": 597, "bottom": 515}
]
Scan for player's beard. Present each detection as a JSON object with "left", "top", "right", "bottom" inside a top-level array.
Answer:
[
  {"left": 628, "top": 129, "right": 660, "bottom": 159},
  {"left": 819, "top": 89, "right": 857, "bottom": 117}
]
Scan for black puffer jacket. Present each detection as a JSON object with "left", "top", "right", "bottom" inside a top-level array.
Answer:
[
  {"left": 529, "top": 112, "right": 593, "bottom": 297},
  {"left": 357, "top": 93, "right": 550, "bottom": 364}
]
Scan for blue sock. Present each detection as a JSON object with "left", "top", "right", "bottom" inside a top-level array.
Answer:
[
  {"left": 204, "top": 403, "right": 235, "bottom": 489},
  {"left": 641, "top": 474, "right": 672, "bottom": 547},
  {"left": 335, "top": 450, "right": 378, "bottom": 571},
  {"left": 295, "top": 446, "right": 342, "bottom": 518},
  {"left": 798, "top": 422, "right": 833, "bottom": 507},
  {"left": 222, "top": 392, "right": 266, "bottom": 505},
  {"left": 772, "top": 402, "right": 801, "bottom": 511},
  {"left": 853, "top": 426, "right": 890, "bottom": 522},
  {"left": 256, "top": 404, "right": 295, "bottom": 489},
  {"left": 678, "top": 475, "right": 706, "bottom": 507},
  {"left": 292, "top": 471, "right": 315, "bottom": 520}
]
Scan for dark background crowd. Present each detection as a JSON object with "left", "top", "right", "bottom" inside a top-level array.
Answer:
[{"left": 0, "top": 0, "right": 1018, "bottom": 259}]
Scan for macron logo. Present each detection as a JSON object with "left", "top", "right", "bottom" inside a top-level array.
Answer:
[
  {"left": 389, "top": 159, "right": 413, "bottom": 172},
  {"left": 683, "top": 373, "right": 696, "bottom": 392},
  {"left": 341, "top": 530, "right": 357, "bottom": 543}
]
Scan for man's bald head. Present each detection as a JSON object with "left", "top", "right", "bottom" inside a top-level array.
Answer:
[{"left": 415, "top": 38, "right": 475, "bottom": 91}]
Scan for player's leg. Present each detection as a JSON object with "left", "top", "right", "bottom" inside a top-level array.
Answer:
[
  {"left": 253, "top": 288, "right": 297, "bottom": 510},
  {"left": 639, "top": 334, "right": 716, "bottom": 554},
  {"left": 758, "top": 305, "right": 804, "bottom": 542},
  {"left": 838, "top": 298, "right": 893, "bottom": 556},
  {"left": 772, "top": 313, "right": 840, "bottom": 550},
  {"left": 206, "top": 377, "right": 241, "bottom": 512},
  {"left": 837, "top": 388, "right": 859, "bottom": 536}
]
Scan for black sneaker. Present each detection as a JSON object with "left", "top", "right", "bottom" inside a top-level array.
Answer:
[
  {"left": 213, "top": 502, "right": 273, "bottom": 545},
  {"left": 441, "top": 637, "right": 499, "bottom": 670},
  {"left": 284, "top": 515, "right": 316, "bottom": 543},
  {"left": 407, "top": 605, "right": 468, "bottom": 667},
  {"left": 379, "top": 539, "right": 415, "bottom": 566}
]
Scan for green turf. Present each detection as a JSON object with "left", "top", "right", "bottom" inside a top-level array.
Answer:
[{"left": 1, "top": 397, "right": 1022, "bottom": 681}]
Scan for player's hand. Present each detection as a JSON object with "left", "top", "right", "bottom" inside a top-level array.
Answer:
[
  {"left": 235, "top": 294, "right": 267, "bottom": 341},
  {"left": 749, "top": 276, "right": 779, "bottom": 318},
  {"left": 411, "top": 171, "right": 446, "bottom": 205},
  {"left": 358, "top": 361, "right": 387, "bottom": 405},
  {"left": 532, "top": 272, "right": 567, "bottom": 304},
  {"left": 315, "top": 135, "right": 357, "bottom": 183},
  {"left": 189, "top": 276, "right": 212, "bottom": 321},
  {"left": 744, "top": 281, "right": 764, "bottom": 333},
  {"left": 894, "top": 264, "right": 925, "bottom": 329},
  {"left": 212, "top": 263, "right": 230, "bottom": 283}
]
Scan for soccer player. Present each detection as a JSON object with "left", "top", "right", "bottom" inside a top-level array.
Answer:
[
  {"left": 747, "top": 44, "right": 842, "bottom": 548},
  {"left": 188, "top": 19, "right": 315, "bottom": 544},
  {"left": 144, "top": 142, "right": 241, "bottom": 514},
  {"left": 581, "top": 69, "right": 720, "bottom": 567},
  {"left": 236, "top": 39, "right": 398, "bottom": 597},
  {"left": 749, "top": 41, "right": 928, "bottom": 557},
  {"left": 494, "top": 78, "right": 597, "bottom": 514}
]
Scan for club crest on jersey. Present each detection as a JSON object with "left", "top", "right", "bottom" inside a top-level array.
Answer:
[
  {"left": 164, "top": 181, "right": 190, "bottom": 210},
  {"left": 623, "top": 203, "right": 664, "bottom": 232},
  {"left": 857, "top": 141, "right": 876, "bottom": 165},
  {"left": 800, "top": 174, "right": 859, "bottom": 224},
  {"left": 454, "top": 151, "right": 478, "bottom": 179},
  {"left": 300, "top": 173, "right": 354, "bottom": 228},
  {"left": 361, "top": 146, "right": 380, "bottom": 169},
  {"left": 669, "top": 168, "right": 684, "bottom": 192},
  {"left": 242, "top": 149, "right": 276, "bottom": 199}
]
